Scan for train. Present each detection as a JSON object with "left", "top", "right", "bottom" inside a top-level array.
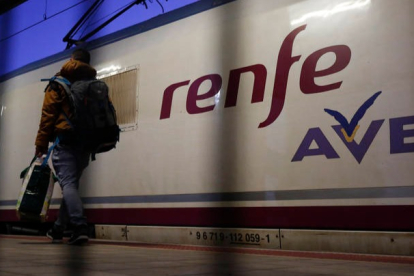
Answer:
[{"left": 1, "top": 0, "right": 413, "bottom": 242}]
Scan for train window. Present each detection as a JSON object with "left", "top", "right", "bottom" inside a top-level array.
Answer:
[{"left": 99, "top": 67, "right": 138, "bottom": 131}]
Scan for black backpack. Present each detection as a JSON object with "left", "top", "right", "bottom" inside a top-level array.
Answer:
[{"left": 42, "top": 76, "right": 120, "bottom": 160}]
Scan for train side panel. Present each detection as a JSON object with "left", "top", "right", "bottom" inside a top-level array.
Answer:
[{"left": 0, "top": 0, "right": 413, "bottom": 229}]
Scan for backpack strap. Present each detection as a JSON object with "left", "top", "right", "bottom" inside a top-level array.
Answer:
[
  {"left": 41, "top": 76, "right": 75, "bottom": 128},
  {"left": 60, "top": 109, "right": 75, "bottom": 129},
  {"left": 41, "top": 76, "right": 71, "bottom": 94}
]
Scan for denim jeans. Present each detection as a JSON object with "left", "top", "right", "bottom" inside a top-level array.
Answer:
[{"left": 52, "top": 143, "right": 90, "bottom": 227}]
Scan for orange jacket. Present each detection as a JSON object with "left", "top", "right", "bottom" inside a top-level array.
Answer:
[{"left": 35, "top": 60, "right": 97, "bottom": 149}]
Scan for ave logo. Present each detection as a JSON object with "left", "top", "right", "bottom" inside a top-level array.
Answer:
[{"left": 292, "top": 92, "right": 414, "bottom": 163}]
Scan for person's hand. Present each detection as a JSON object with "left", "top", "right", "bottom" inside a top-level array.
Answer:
[{"left": 35, "top": 146, "right": 48, "bottom": 158}]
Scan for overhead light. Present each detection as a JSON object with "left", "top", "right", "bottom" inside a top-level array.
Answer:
[
  {"left": 291, "top": 0, "right": 371, "bottom": 25},
  {"left": 97, "top": 65, "right": 122, "bottom": 75}
]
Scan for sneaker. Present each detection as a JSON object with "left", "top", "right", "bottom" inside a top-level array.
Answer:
[
  {"left": 68, "top": 224, "right": 89, "bottom": 245},
  {"left": 46, "top": 226, "right": 64, "bottom": 243}
]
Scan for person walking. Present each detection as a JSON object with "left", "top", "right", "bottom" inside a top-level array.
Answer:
[{"left": 35, "top": 48, "right": 96, "bottom": 245}]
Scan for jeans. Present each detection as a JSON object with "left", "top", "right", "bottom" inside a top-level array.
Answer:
[{"left": 52, "top": 143, "right": 90, "bottom": 227}]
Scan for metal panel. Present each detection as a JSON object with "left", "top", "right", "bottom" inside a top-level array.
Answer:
[
  {"left": 95, "top": 224, "right": 127, "bottom": 241},
  {"left": 126, "top": 226, "right": 281, "bottom": 249},
  {"left": 280, "top": 229, "right": 414, "bottom": 256}
]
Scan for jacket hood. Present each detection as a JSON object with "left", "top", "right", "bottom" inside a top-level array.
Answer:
[{"left": 60, "top": 60, "right": 97, "bottom": 83}]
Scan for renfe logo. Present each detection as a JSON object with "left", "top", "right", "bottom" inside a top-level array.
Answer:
[{"left": 159, "top": 24, "right": 351, "bottom": 128}]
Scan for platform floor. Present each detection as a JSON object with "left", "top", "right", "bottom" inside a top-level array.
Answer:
[{"left": 1, "top": 235, "right": 413, "bottom": 276}]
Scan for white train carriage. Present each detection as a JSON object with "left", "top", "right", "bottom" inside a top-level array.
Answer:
[{"left": 1, "top": 0, "right": 413, "bottom": 254}]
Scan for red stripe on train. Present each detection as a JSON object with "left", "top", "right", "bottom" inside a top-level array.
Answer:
[{"left": 2, "top": 206, "right": 413, "bottom": 231}]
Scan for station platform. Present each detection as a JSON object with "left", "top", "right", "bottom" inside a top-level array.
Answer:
[{"left": 0, "top": 235, "right": 413, "bottom": 275}]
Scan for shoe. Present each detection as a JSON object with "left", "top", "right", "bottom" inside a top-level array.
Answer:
[
  {"left": 46, "top": 226, "right": 64, "bottom": 243},
  {"left": 68, "top": 224, "right": 89, "bottom": 245}
]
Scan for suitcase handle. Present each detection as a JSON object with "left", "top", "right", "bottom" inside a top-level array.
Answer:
[
  {"left": 20, "top": 138, "right": 60, "bottom": 180},
  {"left": 41, "top": 137, "right": 60, "bottom": 168}
]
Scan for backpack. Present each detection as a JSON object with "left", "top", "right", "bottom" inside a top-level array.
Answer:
[{"left": 42, "top": 76, "right": 120, "bottom": 160}]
